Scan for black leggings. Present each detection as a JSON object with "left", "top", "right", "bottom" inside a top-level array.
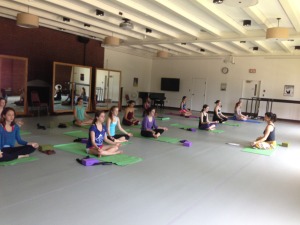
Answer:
[
  {"left": 141, "top": 129, "right": 164, "bottom": 138},
  {"left": 0, "top": 145, "right": 36, "bottom": 162},
  {"left": 108, "top": 134, "right": 130, "bottom": 141}
]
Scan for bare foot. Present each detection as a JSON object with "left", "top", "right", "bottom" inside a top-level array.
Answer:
[{"left": 18, "top": 154, "right": 29, "bottom": 159}]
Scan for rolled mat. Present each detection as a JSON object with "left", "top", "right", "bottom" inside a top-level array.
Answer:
[
  {"left": 63, "top": 130, "right": 89, "bottom": 138},
  {"left": 242, "top": 147, "right": 275, "bottom": 156},
  {"left": 53, "top": 142, "right": 142, "bottom": 166},
  {"left": 0, "top": 157, "right": 38, "bottom": 166}
]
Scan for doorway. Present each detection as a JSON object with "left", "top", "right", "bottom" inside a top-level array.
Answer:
[
  {"left": 242, "top": 80, "right": 261, "bottom": 116},
  {"left": 190, "top": 78, "right": 206, "bottom": 111}
]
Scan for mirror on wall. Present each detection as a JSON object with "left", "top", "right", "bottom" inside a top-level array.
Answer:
[
  {"left": 0, "top": 55, "right": 28, "bottom": 115},
  {"left": 53, "top": 62, "right": 92, "bottom": 113},
  {"left": 95, "top": 69, "right": 121, "bottom": 110}
]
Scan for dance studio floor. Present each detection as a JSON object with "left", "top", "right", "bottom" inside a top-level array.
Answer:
[{"left": 1, "top": 109, "right": 300, "bottom": 225}]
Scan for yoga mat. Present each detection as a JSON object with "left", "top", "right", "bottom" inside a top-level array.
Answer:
[
  {"left": 157, "top": 117, "right": 170, "bottom": 121},
  {"left": 208, "top": 129, "right": 224, "bottom": 133},
  {"left": 20, "top": 130, "right": 32, "bottom": 136},
  {"left": 64, "top": 130, "right": 89, "bottom": 138},
  {"left": 170, "top": 123, "right": 197, "bottom": 129},
  {"left": 242, "top": 147, "right": 275, "bottom": 156},
  {"left": 222, "top": 122, "right": 240, "bottom": 127},
  {"left": 228, "top": 118, "right": 262, "bottom": 124},
  {"left": 54, "top": 142, "right": 142, "bottom": 166},
  {"left": 0, "top": 157, "right": 38, "bottom": 166},
  {"left": 131, "top": 131, "right": 181, "bottom": 144}
]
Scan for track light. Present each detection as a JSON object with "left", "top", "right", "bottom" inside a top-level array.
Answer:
[
  {"left": 253, "top": 47, "right": 258, "bottom": 51},
  {"left": 84, "top": 23, "right": 90, "bottom": 27},
  {"left": 295, "top": 46, "right": 300, "bottom": 50},
  {"left": 200, "top": 48, "right": 205, "bottom": 52},
  {"left": 213, "top": 0, "right": 223, "bottom": 4},
  {"left": 243, "top": 20, "right": 251, "bottom": 26},
  {"left": 146, "top": 28, "right": 152, "bottom": 33},
  {"left": 63, "top": 17, "right": 70, "bottom": 22},
  {"left": 96, "top": 9, "right": 104, "bottom": 16}
]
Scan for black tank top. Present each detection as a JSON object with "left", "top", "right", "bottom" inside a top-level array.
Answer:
[{"left": 264, "top": 124, "right": 275, "bottom": 141}]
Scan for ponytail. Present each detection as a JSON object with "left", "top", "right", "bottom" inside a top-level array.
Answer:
[
  {"left": 108, "top": 106, "right": 118, "bottom": 120},
  {"left": 201, "top": 104, "right": 208, "bottom": 112},
  {"left": 265, "top": 112, "right": 277, "bottom": 122}
]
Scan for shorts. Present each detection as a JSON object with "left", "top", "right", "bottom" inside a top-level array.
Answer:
[{"left": 86, "top": 145, "right": 103, "bottom": 153}]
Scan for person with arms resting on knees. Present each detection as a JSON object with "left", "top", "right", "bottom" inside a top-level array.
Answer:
[
  {"left": 122, "top": 100, "right": 139, "bottom": 126},
  {"left": 74, "top": 97, "right": 93, "bottom": 126},
  {"left": 198, "top": 104, "right": 219, "bottom": 130},
  {"left": 251, "top": 112, "right": 277, "bottom": 150},
  {"left": 141, "top": 107, "right": 168, "bottom": 138},
  {"left": 86, "top": 110, "right": 122, "bottom": 157},
  {"left": 107, "top": 106, "right": 133, "bottom": 143},
  {"left": 0, "top": 107, "right": 38, "bottom": 162},
  {"left": 234, "top": 100, "right": 248, "bottom": 121},
  {"left": 213, "top": 100, "right": 228, "bottom": 123},
  {"left": 180, "top": 96, "right": 192, "bottom": 117}
]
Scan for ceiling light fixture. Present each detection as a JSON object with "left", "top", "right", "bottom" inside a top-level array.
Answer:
[
  {"left": 84, "top": 23, "right": 90, "bottom": 27},
  {"left": 103, "top": 36, "right": 120, "bottom": 46},
  {"left": 240, "top": 41, "right": 246, "bottom": 43},
  {"left": 213, "top": 0, "right": 223, "bottom": 4},
  {"left": 243, "top": 20, "right": 251, "bottom": 26},
  {"left": 96, "top": 9, "right": 104, "bottom": 16},
  {"left": 181, "top": 43, "right": 187, "bottom": 45},
  {"left": 253, "top": 47, "right": 258, "bottom": 51},
  {"left": 200, "top": 49, "right": 205, "bottom": 52},
  {"left": 266, "top": 18, "right": 289, "bottom": 40},
  {"left": 295, "top": 46, "right": 300, "bottom": 50},
  {"left": 157, "top": 50, "right": 169, "bottom": 58},
  {"left": 224, "top": 0, "right": 258, "bottom": 7},
  {"left": 119, "top": 18, "right": 134, "bottom": 30},
  {"left": 16, "top": 12, "right": 39, "bottom": 28},
  {"left": 63, "top": 17, "right": 70, "bottom": 22},
  {"left": 146, "top": 28, "right": 152, "bottom": 33}
]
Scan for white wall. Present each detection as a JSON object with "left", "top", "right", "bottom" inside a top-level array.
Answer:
[
  {"left": 104, "top": 49, "right": 152, "bottom": 105},
  {"left": 104, "top": 48, "right": 300, "bottom": 120}
]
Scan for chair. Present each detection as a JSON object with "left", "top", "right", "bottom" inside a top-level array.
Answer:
[{"left": 30, "top": 91, "right": 48, "bottom": 116}]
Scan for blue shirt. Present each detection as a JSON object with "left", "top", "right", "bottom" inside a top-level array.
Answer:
[
  {"left": 86, "top": 124, "right": 107, "bottom": 148},
  {"left": 0, "top": 125, "right": 27, "bottom": 149},
  {"left": 109, "top": 117, "right": 118, "bottom": 136}
]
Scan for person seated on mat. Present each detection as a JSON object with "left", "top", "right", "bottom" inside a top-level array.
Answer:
[
  {"left": 179, "top": 96, "right": 192, "bottom": 117},
  {"left": 122, "top": 100, "right": 139, "bottom": 126},
  {"left": 141, "top": 107, "right": 168, "bottom": 138},
  {"left": 251, "top": 112, "right": 277, "bottom": 150},
  {"left": 107, "top": 106, "right": 133, "bottom": 143},
  {"left": 54, "top": 86, "right": 62, "bottom": 101},
  {"left": 73, "top": 97, "right": 93, "bottom": 126},
  {"left": 234, "top": 100, "right": 248, "bottom": 121},
  {"left": 142, "top": 97, "right": 151, "bottom": 117},
  {"left": 0, "top": 107, "right": 38, "bottom": 162},
  {"left": 86, "top": 110, "right": 122, "bottom": 157},
  {"left": 198, "top": 104, "right": 219, "bottom": 130},
  {"left": 213, "top": 100, "right": 228, "bottom": 123}
]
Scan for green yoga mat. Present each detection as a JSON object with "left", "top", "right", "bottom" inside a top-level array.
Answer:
[
  {"left": 242, "top": 147, "right": 275, "bottom": 156},
  {"left": 131, "top": 131, "right": 181, "bottom": 144},
  {"left": 170, "top": 123, "right": 197, "bottom": 129},
  {"left": 53, "top": 142, "right": 142, "bottom": 166},
  {"left": 208, "top": 129, "right": 224, "bottom": 133},
  {"left": 222, "top": 122, "right": 240, "bottom": 127},
  {"left": 64, "top": 130, "right": 89, "bottom": 138},
  {"left": 0, "top": 156, "right": 38, "bottom": 166},
  {"left": 157, "top": 117, "right": 170, "bottom": 121},
  {"left": 20, "top": 130, "right": 32, "bottom": 136}
]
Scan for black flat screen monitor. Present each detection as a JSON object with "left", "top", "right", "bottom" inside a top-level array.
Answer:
[{"left": 161, "top": 78, "right": 180, "bottom": 92}]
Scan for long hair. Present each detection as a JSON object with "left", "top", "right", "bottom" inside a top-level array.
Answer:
[
  {"left": 265, "top": 112, "right": 277, "bottom": 122},
  {"left": 1, "top": 107, "right": 16, "bottom": 127},
  {"left": 93, "top": 110, "right": 106, "bottom": 124},
  {"left": 235, "top": 100, "right": 241, "bottom": 109},
  {"left": 108, "top": 106, "right": 118, "bottom": 120},
  {"left": 201, "top": 104, "right": 209, "bottom": 113},
  {"left": 182, "top": 96, "right": 186, "bottom": 102}
]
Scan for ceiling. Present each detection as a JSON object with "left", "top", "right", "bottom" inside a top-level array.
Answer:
[{"left": 1, "top": 0, "right": 300, "bottom": 59}]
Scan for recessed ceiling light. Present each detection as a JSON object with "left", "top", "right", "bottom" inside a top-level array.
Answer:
[
  {"left": 253, "top": 47, "right": 258, "bottom": 51},
  {"left": 295, "top": 46, "right": 300, "bottom": 50},
  {"left": 63, "top": 17, "right": 70, "bottom": 22},
  {"left": 213, "top": 0, "right": 223, "bottom": 4},
  {"left": 200, "top": 48, "right": 205, "bottom": 52},
  {"left": 243, "top": 20, "right": 251, "bottom": 26},
  {"left": 96, "top": 9, "right": 104, "bottom": 16},
  {"left": 181, "top": 43, "right": 187, "bottom": 45},
  {"left": 145, "top": 28, "right": 152, "bottom": 33},
  {"left": 240, "top": 41, "right": 246, "bottom": 43},
  {"left": 84, "top": 23, "right": 90, "bottom": 27}
]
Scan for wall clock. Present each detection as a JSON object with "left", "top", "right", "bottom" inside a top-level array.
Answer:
[{"left": 221, "top": 67, "right": 229, "bottom": 74}]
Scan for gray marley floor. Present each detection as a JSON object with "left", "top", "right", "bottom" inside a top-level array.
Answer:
[{"left": 1, "top": 109, "right": 300, "bottom": 225}]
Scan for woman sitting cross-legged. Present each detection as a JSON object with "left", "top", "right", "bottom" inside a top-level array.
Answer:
[
  {"left": 141, "top": 107, "right": 168, "bottom": 138},
  {"left": 198, "top": 104, "right": 219, "bottom": 130},
  {"left": 86, "top": 110, "right": 122, "bottom": 157},
  {"left": 251, "top": 112, "right": 277, "bottom": 150},
  {"left": 73, "top": 97, "right": 93, "bottom": 126},
  {"left": 122, "top": 100, "right": 140, "bottom": 126},
  {"left": 0, "top": 107, "right": 38, "bottom": 162},
  {"left": 107, "top": 106, "right": 133, "bottom": 143}
]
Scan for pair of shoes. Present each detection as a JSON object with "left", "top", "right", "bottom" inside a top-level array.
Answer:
[
  {"left": 38, "top": 147, "right": 56, "bottom": 155},
  {"left": 58, "top": 123, "right": 67, "bottom": 128},
  {"left": 37, "top": 123, "right": 46, "bottom": 130}
]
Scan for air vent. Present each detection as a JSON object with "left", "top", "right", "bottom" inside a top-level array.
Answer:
[{"left": 119, "top": 18, "right": 134, "bottom": 30}]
